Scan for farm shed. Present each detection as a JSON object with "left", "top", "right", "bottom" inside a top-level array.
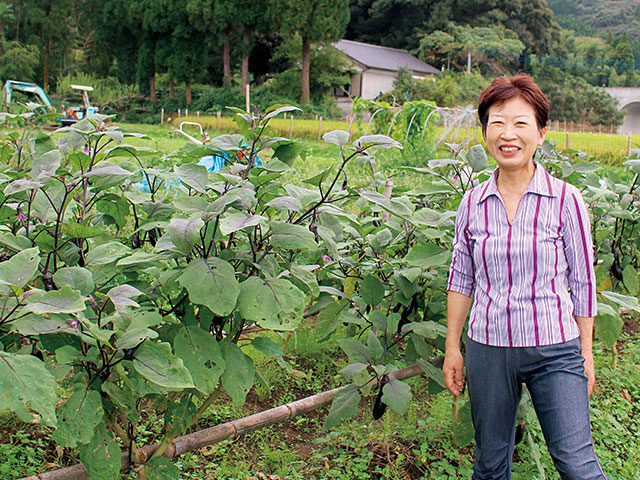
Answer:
[{"left": 332, "top": 38, "right": 440, "bottom": 110}]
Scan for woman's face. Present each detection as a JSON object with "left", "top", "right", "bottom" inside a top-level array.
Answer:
[{"left": 485, "top": 95, "right": 546, "bottom": 171}]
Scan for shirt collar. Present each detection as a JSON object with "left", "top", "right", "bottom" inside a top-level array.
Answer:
[{"left": 478, "top": 161, "right": 556, "bottom": 204}]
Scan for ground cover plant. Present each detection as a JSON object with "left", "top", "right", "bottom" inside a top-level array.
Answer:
[{"left": 0, "top": 106, "right": 639, "bottom": 479}]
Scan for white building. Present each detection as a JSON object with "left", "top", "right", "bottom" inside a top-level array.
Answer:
[{"left": 332, "top": 39, "right": 440, "bottom": 116}]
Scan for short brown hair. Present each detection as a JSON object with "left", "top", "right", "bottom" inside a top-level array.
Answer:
[{"left": 478, "top": 73, "right": 549, "bottom": 136}]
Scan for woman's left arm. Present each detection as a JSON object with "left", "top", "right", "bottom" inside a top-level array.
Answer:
[
  {"left": 575, "top": 315, "right": 595, "bottom": 397},
  {"left": 562, "top": 187, "right": 598, "bottom": 397}
]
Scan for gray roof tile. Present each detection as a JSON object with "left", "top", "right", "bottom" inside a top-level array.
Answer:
[{"left": 333, "top": 39, "right": 440, "bottom": 75}]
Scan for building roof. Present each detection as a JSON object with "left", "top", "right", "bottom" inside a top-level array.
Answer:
[{"left": 333, "top": 39, "right": 440, "bottom": 75}]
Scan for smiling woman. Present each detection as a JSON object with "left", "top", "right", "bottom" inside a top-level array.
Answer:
[{"left": 443, "top": 73, "right": 611, "bottom": 480}]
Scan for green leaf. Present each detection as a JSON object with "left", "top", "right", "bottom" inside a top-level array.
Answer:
[
  {"left": 404, "top": 244, "right": 450, "bottom": 269},
  {"left": 116, "top": 251, "right": 163, "bottom": 271},
  {"left": 358, "top": 190, "right": 414, "bottom": 218},
  {"left": 175, "top": 163, "right": 208, "bottom": 193},
  {"left": 4, "top": 179, "right": 42, "bottom": 196},
  {"left": 0, "top": 351, "right": 57, "bottom": 427},
  {"left": 316, "top": 298, "right": 351, "bottom": 339},
  {"left": 96, "top": 195, "right": 130, "bottom": 229},
  {"left": 360, "top": 274, "right": 385, "bottom": 306},
  {"left": 221, "top": 342, "right": 255, "bottom": 407},
  {"left": 219, "top": 213, "right": 265, "bottom": 236},
  {"left": 237, "top": 277, "right": 306, "bottom": 331},
  {"left": 85, "top": 242, "right": 131, "bottom": 265},
  {"left": 265, "top": 196, "right": 303, "bottom": 213},
  {"left": 78, "top": 423, "right": 121, "bottom": 480},
  {"left": 453, "top": 400, "right": 474, "bottom": 447},
  {"left": 174, "top": 326, "right": 226, "bottom": 395},
  {"left": 115, "top": 327, "right": 158, "bottom": 350},
  {"left": 263, "top": 105, "right": 302, "bottom": 121},
  {"left": 133, "top": 342, "right": 194, "bottom": 389},
  {"left": 416, "top": 359, "right": 446, "bottom": 389},
  {"left": 354, "top": 134, "right": 402, "bottom": 150},
  {"left": 622, "top": 264, "right": 639, "bottom": 295},
  {"left": 290, "top": 265, "right": 320, "bottom": 297},
  {"left": 31, "top": 149, "right": 62, "bottom": 180},
  {"left": 52, "top": 386, "right": 104, "bottom": 447},
  {"left": 339, "top": 363, "right": 368, "bottom": 381},
  {"left": 273, "top": 142, "right": 305, "bottom": 166},
  {"left": 146, "top": 456, "right": 180, "bottom": 480},
  {"left": 251, "top": 337, "right": 283, "bottom": 356},
  {"left": 177, "top": 258, "right": 240, "bottom": 317},
  {"left": 600, "top": 291, "right": 640, "bottom": 313},
  {"left": 381, "top": 379, "right": 412, "bottom": 415},
  {"left": 270, "top": 222, "right": 317, "bottom": 250},
  {"left": 401, "top": 321, "right": 447, "bottom": 339},
  {"left": 12, "top": 313, "right": 81, "bottom": 336},
  {"left": 0, "top": 232, "right": 32, "bottom": 252},
  {"left": 52, "top": 267, "right": 94, "bottom": 296},
  {"left": 367, "top": 330, "right": 384, "bottom": 363},
  {"left": 468, "top": 144, "right": 488, "bottom": 171},
  {"left": 24, "top": 286, "right": 86, "bottom": 314},
  {"left": 62, "top": 221, "right": 104, "bottom": 239},
  {"left": 167, "top": 217, "right": 204, "bottom": 253},
  {"left": 338, "top": 338, "right": 372, "bottom": 363},
  {"left": 0, "top": 247, "right": 39, "bottom": 288},
  {"left": 323, "top": 385, "right": 361, "bottom": 431},
  {"left": 594, "top": 314, "right": 623, "bottom": 348},
  {"left": 323, "top": 130, "right": 350, "bottom": 147},
  {"left": 303, "top": 166, "right": 334, "bottom": 187}
]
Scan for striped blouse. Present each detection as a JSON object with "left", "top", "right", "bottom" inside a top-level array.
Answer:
[{"left": 447, "top": 163, "right": 597, "bottom": 347}]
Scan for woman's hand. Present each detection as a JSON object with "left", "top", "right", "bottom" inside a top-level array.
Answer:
[
  {"left": 443, "top": 348, "right": 465, "bottom": 397},
  {"left": 582, "top": 349, "right": 596, "bottom": 397}
]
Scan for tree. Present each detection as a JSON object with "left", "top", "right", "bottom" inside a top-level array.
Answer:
[
  {"left": 0, "top": 2, "right": 15, "bottom": 57},
  {"left": 0, "top": 40, "right": 39, "bottom": 81},
  {"left": 418, "top": 24, "right": 524, "bottom": 74},
  {"left": 278, "top": 0, "right": 350, "bottom": 104}
]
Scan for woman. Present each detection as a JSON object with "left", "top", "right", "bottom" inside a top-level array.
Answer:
[{"left": 443, "top": 73, "right": 609, "bottom": 480}]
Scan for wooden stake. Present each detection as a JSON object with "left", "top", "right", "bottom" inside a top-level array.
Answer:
[
  {"left": 565, "top": 130, "right": 570, "bottom": 150},
  {"left": 628, "top": 134, "right": 632, "bottom": 157},
  {"left": 246, "top": 84, "right": 250, "bottom": 113},
  {"left": 217, "top": 111, "right": 221, "bottom": 130},
  {"left": 197, "top": 111, "right": 200, "bottom": 121},
  {"left": 160, "top": 108, "right": 164, "bottom": 125},
  {"left": 289, "top": 115, "right": 294, "bottom": 138},
  {"left": 318, "top": 117, "right": 323, "bottom": 140},
  {"left": 178, "top": 109, "right": 181, "bottom": 123}
]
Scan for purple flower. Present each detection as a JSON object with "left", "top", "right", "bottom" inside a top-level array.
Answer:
[
  {"left": 16, "top": 211, "right": 27, "bottom": 223},
  {"left": 322, "top": 255, "right": 333, "bottom": 263},
  {"left": 437, "top": 421, "right": 443, "bottom": 430},
  {"left": 83, "top": 146, "right": 90, "bottom": 155},
  {"left": 65, "top": 318, "right": 79, "bottom": 330}
]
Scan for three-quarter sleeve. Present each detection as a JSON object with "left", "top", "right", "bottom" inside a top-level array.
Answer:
[
  {"left": 561, "top": 187, "right": 597, "bottom": 317},
  {"left": 448, "top": 193, "right": 475, "bottom": 297}
]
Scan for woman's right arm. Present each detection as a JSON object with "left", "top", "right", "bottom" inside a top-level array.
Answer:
[{"left": 443, "top": 290, "right": 472, "bottom": 396}]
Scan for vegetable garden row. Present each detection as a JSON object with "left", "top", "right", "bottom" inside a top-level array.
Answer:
[{"left": 0, "top": 105, "right": 639, "bottom": 479}]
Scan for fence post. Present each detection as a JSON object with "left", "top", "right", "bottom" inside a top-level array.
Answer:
[
  {"left": 629, "top": 134, "right": 632, "bottom": 157},
  {"left": 178, "top": 109, "right": 181, "bottom": 123},
  {"left": 245, "top": 84, "right": 250, "bottom": 113},
  {"left": 161, "top": 108, "right": 164, "bottom": 125},
  {"left": 289, "top": 115, "right": 294, "bottom": 138},
  {"left": 217, "top": 111, "right": 221, "bottom": 130},
  {"left": 565, "top": 130, "right": 570, "bottom": 150},
  {"left": 318, "top": 117, "right": 323, "bottom": 140},
  {"left": 197, "top": 111, "right": 200, "bottom": 122}
]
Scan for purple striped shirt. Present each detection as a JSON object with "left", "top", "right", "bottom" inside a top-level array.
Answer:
[{"left": 447, "top": 163, "right": 597, "bottom": 347}]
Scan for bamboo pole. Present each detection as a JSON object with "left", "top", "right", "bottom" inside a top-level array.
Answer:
[
  {"left": 19, "top": 363, "right": 428, "bottom": 480},
  {"left": 381, "top": 178, "right": 394, "bottom": 223}
]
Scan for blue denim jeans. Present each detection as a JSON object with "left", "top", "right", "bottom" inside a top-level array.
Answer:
[{"left": 466, "top": 337, "right": 609, "bottom": 480}]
